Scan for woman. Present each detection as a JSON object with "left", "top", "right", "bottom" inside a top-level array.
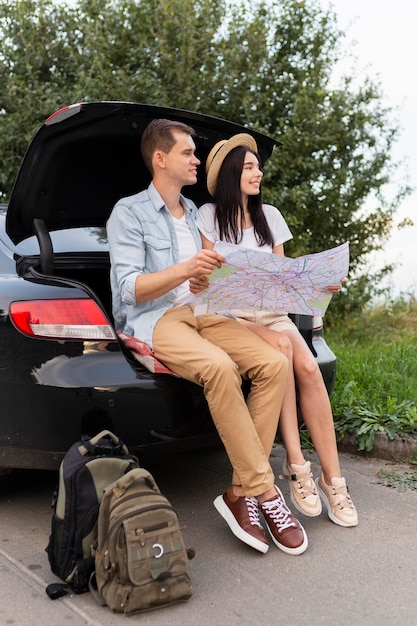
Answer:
[{"left": 194, "top": 134, "right": 358, "bottom": 527}]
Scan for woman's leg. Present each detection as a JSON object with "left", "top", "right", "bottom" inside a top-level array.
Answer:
[
  {"left": 237, "top": 319, "right": 322, "bottom": 518},
  {"left": 281, "top": 329, "right": 341, "bottom": 484},
  {"left": 238, "top": 319, "right": 305, "bottom": 464},
  {"left": 281, "top": 328, "right": 358, "bottom": 527},
  {"left": 238, "top": 318, "right": 357, "bottom": 526}
]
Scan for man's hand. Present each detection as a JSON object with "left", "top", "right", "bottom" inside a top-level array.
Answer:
[
  {"left": 135, "top": 249, "right": 225, "bottom": 303},
  {"left": 186, "top": 249, "right": 225, "bottom": 278}
]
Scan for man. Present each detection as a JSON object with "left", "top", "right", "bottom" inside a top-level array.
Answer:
[{"left": 107, "top": 118, "right": 307, "bottom": 555}]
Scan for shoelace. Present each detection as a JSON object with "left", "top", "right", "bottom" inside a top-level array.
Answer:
[
  {"left": 330, "top": 484, "right": 355, "bottom": 511},
  {"left": 245, "top": 497, "right": 263, "bottom": 529},
  {"left": 261, "top": 497, "right": 296, "bottom": 531},
  {"left": 296, "top": 473, "right": 318, "bottom": 498},
  {"left": 280, "top": 468, "right": 317, "bottom": 499}
]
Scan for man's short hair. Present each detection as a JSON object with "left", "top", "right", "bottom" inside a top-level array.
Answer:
[{"left": 141, "top": 118, "right": 196, "bottom": 174}]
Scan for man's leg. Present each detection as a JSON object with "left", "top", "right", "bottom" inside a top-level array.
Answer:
[
  {"left": 197, "top": 313, "right": 289, "bottom": 486},
  {"left": 153, "top": 307, "right": 287, "bottom": 496},
  {"left": 153, "top": 307, "right": 307, "bottom": 555}
]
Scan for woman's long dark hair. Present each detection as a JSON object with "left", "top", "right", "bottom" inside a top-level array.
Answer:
[{"left": 214, "top": 146, "right": 274, "bottom": 247}]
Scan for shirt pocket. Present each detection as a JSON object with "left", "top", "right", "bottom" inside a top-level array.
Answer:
[{"left": 143, "top": 233, "right": 172, "bottom": 272}]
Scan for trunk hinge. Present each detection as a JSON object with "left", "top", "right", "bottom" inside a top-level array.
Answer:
[{"left": 33, "top": 217, "right": 54, "bottom": 275}]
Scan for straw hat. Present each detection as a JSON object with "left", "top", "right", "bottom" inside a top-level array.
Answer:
[{"left": 206, "top": 133, "right": 258, "bottom": 196}]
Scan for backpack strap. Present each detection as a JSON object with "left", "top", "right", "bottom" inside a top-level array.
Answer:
[
  {"left": 110, "top": 467, "right": 159, "bottom": 498},
  {"left": 78, "top": 430, "right": 128, "bottom": 457},
  {"left": 45, "top": 583, "right": 70, "bottom": 600},
  {"left": 88, "top": 572, "right": 106, "bottom": 606}
]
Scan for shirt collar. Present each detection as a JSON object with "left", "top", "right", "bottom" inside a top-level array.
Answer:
[{"left": 148, "top": 181, "right": 194, "bottom": 214}]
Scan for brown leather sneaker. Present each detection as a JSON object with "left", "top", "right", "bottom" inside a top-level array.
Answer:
[
  {"left": 213, "top": 488, "right": 269, "bottom": 553},
  {"left": 259, "top": 485, "right": 308, "bottom": 555}
]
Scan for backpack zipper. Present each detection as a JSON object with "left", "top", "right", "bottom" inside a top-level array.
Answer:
[
  {"left": 108, "top": 501, "right": 175, "bottom": 540},
  {"left": 108, "top": 490, "right": 162, "bottom": 516}
]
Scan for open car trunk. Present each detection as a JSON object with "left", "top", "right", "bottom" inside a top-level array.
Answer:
[{"left": 2, "top": 102, "right": 335, "bottom": 467}]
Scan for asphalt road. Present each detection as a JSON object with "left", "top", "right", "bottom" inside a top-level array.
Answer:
[{"left": 1, "top": 443, "right": 416, "bottom": 625}]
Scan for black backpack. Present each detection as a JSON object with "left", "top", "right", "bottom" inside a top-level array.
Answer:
[{"left": 46, "top": 429, "right": 138, "bottom": 597}]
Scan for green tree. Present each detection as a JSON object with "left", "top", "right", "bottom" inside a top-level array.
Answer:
[{"left": 0, "top": 0, "right": 410, "bottom": 311}]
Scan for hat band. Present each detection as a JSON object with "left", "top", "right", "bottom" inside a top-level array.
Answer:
[{"left": 207, "top": 142, "right": 226, "bottom": 173}]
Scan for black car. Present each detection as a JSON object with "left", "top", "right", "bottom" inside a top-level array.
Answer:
[{"left": 0, "top": 102, "right": 336, "bottom": 471}]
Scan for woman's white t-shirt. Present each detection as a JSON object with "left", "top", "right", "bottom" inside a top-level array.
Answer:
[
  {"left": 196, "top": 202, "right": 292, "bottom": 252},
  {"left": 196, "top": 202, "right": 293, "bottom": 321}
]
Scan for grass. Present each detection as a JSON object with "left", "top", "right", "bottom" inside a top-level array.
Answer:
[
  {"left": 376, "top": 467, "right": 417, "bottom": 492},
  {"left": 326, "top": 296, "right": 417, "bottom": 452},
  {"left": 322, "top": 296, "right": 417, "bottom": 491}
]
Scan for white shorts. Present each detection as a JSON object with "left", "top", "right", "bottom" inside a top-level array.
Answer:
[{"left": 230, "top": 309, "right": 298, "bottom": 333}]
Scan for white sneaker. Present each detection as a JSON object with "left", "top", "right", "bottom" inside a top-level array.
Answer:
[
  {"left": 316, "top": 474, "right": 358, "bottom": 527},
  {"left": 280, "top": 460, "right": 322, "bottom": 517}
]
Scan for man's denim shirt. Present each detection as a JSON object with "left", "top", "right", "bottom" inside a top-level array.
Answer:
[{"left": 107, "top": 182, "right": 201, "bottom": 349}]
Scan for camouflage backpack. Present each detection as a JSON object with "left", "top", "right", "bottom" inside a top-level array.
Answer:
[{"left": 90, "top": 467, "right": 193, "bottom": 614}]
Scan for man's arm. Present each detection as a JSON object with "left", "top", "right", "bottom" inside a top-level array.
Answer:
[
  {"left": 108, "top": 203, "right": 225, "bottom": 304},
  {"left": 135, "top": 248, "right": 224, "bottom": 302}
]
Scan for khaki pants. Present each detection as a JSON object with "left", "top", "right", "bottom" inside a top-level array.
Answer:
[{"left": 153, "top": 306, "right": 288, "bottom": 497}]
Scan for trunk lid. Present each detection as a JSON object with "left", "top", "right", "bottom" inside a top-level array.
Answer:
[{"left": 6, "top": 101, "right": 279, "bottom": 245}]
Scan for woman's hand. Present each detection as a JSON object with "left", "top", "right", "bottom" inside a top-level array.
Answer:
[
  {"left": 328, "top": 277, "right": 347, "bottom": 293},
  {"left": 189, "top": 275, "right": 210, "bottom": 293}
]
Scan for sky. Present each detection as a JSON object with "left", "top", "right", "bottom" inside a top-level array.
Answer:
[{"left": 319, "top": 0, "right": 417, "bottom": 297}]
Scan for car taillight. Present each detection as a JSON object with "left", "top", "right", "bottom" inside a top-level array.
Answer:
[{"left": 9, "top": 299, "right": 117, "bottom": 341}]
